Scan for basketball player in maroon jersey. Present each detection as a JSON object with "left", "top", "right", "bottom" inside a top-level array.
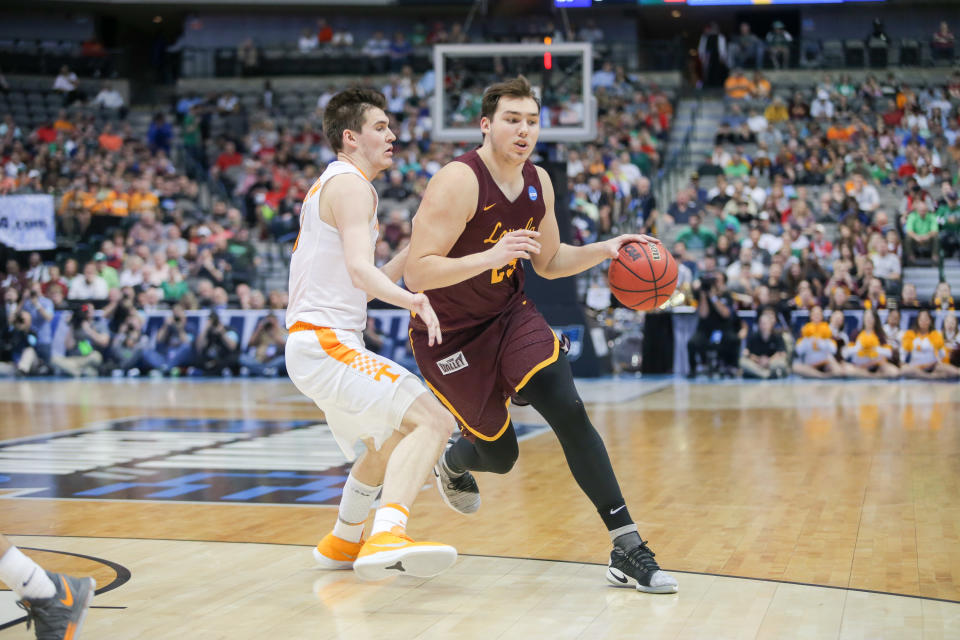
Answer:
[{"left": 404, "top": 76, "right": 678, "bottom": 593}]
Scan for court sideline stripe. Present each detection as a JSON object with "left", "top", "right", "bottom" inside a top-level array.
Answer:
[{"left": 5, "top": 535, "right": 957, "bottom": 606}]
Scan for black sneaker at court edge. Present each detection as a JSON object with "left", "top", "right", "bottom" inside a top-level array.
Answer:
[{"left": 606, "top": 540, "right": 679, "bottom": 594}]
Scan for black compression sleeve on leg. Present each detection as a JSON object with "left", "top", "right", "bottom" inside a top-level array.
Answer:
[
  {"left": 516, "top": 352, "right": 635, "bottom": 531},
  {"left": 445, "top": 425, "right": 519, "bottom": 475}
]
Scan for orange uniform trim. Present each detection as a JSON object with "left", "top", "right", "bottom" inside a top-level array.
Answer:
[
  {"left": 384, "top": 502, "right": 409, "bottom": 517},
  {"left": 315, "top": 328, "right": 360, "bottom": 366},
  {"left": 289, "top": 321, "right": 327, "bottom": 333},
  {"left": 289, "top": 322, "right": 360, "bottom": 366}
]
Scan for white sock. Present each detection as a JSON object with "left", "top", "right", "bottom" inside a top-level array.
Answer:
[
  {"left": 332, "top": 474, "right": 381, "bottom": 543},
  {"left": 371, "top": 503, "right": 409, "bottom": 536},
  {"left": 0, "top": 547, "right": 56, "bottom": 600}
]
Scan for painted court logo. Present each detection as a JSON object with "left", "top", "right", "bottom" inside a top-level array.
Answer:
[
  {"left": 436, "top": 351, "right": 469, "bottom": 375},
  {"left": 0, "top": 416, "right": 549, "bottom": 507}
]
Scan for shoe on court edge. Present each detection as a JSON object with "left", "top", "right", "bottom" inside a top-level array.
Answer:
[
  {"left": 313, "top": 532, "right": 363, "bottom": 570},
  {"left": 352, "top": 527, "right": 457, "bottom": 581},
  {"left": 17, "top": 571, "right": 96, "bottom": 640},
  {"left": 433, "top": 458, "right": 481, "bottom": 515},
  {"left": 606, "top": 541, "right": 678, "bottom": 594}
]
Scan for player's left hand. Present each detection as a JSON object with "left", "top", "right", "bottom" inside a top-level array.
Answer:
[
  {"left": 408, "top": 292, "right": 442, "bottom": 346},
  {"left": 601, "top": 233, "right": 658, "bottom": 258}
]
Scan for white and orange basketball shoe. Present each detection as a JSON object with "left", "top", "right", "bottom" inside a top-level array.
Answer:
[
  {"left": 352, "top": 527, "right": 457, "bottom": 581},
  {"left": 312, "top": 533, "right": 363, "bottom": 570}
]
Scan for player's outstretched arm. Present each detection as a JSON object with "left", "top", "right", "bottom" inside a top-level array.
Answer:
[
  {"left": 530, "top": 166, "right": 656, "bottom": 279},
  {"left": 405, "top": 162, "right": 541, "bottom": 292}
]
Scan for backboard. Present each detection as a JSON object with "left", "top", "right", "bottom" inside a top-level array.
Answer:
[{"left": 432, "top": 42, "right": 596, "bottom": 143}]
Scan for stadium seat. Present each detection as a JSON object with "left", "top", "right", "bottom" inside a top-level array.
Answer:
[{"left": 844, "top": 40, "right": 865, "bottom": 67}]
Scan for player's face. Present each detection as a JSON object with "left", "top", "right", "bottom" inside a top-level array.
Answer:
[
  {"left": 355, "top": 107, "right": 396, "bottom": 172},
  {"left": 483, "top": 97, "right": 540, "bottom": 163}
]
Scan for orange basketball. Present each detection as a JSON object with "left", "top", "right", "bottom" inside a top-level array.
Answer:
[{"left": 608, "top": 241, "right": 678, "bottom": 311}]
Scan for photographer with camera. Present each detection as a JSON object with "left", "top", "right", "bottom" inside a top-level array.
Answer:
[
  {"left": 1, "top": 306, "right": 41, "bottom": 376},
  {"left": 18, "top": 282, "right": 55, "bottom": 369},
  {"left": 50, "top": 304, "right": 111, "bottom": 377},
  {"left": 102, "top": 286, "right": 138, "bottom": 334},
  {"left": 195, "top": 311, "right": 239, "bottom": 376},
  {"left": 107, "top": 312, "right": 149, "bottom": 376},
  {"left": 687, "top": 271, "right": 741, "bottom": 378},
  {"left": 238, "top": 313, "right": 286, "bottom": 377},
  {"left": 142, "top": 302, "right": 195, "bottom": 376}
]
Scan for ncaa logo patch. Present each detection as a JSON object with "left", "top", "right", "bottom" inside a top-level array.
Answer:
[{"left": 528, "top": 185, "right": 538, "bottom": 201}]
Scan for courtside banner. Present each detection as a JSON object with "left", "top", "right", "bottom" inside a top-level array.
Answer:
[{"left": 0, "top": 194, "right": 56, "bottom": 250}]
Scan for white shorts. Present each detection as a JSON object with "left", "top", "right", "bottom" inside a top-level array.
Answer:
[{"left": 285, "top": 326, "right": 427, "bottom": 461}]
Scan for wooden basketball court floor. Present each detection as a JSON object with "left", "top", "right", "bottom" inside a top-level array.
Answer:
[{"left": 0, "top": 377, "right": 957, "bottom": 639}]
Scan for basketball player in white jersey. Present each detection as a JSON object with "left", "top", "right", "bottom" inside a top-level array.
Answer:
[{"left": 285, "top": 88, "right": 459, "bottom": 580}]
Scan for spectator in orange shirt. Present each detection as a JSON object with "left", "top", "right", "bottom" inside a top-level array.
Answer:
[
  {"left": 53, "top": 110, "right": 74, "bottom": 133},
  {"left": 91, "top": 178, "right": 130, "bottom": 217},
  {"left": 724, "top": 68, "right": 754, "bottom": 101},
  {"left": 752, "top": 72, "right": 771, "bottom": 100},
  {"left": 98, "top": 122, "right": 123, "bottom": 152},
  {"left": 826, "top": 118, "right": 857, "bottom": 143},
  {"left": 129, "top": 178, "right": 159, "bottom": 214}
]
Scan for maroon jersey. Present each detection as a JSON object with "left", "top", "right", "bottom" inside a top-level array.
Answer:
[{"left": 411, "top": 149, "right": 547, "bottom": 332}]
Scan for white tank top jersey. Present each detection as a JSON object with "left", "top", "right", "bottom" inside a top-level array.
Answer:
[{"left": 286, "top": 160, "right": 379, "bottom": 331}]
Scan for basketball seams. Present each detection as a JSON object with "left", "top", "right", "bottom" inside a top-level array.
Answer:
[
  {"left": 612, "top": 256, "right": 658, "bottom": 284},
  {"left": 609, "top": 282, "right": 658, "bottom": 294},
  {"left": 608, "top": 241, "right": 678, "bottom": 310}
]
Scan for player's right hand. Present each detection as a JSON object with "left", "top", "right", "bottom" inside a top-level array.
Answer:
[
  {"left": 489, "top": 229, "right": 541, "bottom": 268},
  {"left": 409, "top": 292, "right": 442, "bottom": 346}
]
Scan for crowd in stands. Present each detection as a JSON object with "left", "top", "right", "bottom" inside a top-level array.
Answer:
[
  {"left": 2, "top": 28, "right": 958, "bottom": 380},
  {"left": 672, "top": 66, "right": 960, "bottom": 378}
]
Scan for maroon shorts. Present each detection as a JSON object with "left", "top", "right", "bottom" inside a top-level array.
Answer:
[{"left": 409, "top": 299, "right": 559, "bottom": 442}]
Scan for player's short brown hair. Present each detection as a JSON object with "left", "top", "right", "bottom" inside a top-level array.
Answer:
[
  {"left": 480, "top": 75, "right": 541, "bottom": 121},
  {"left": 323, "top": 88, "right": 388, "bottom": 153}
]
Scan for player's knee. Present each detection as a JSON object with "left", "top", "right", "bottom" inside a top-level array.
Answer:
[
  {"left": 552, "top": 396, "right": 590, "bottom": 426},
  {"left": 478, "top": 435, "right": 519, "bottom": 474},
  {"left": 426, "top": 406, "right": 457, "bottom": 442},
  {"left": 483, "top": 450, "right": 518, "bottom": 475}
]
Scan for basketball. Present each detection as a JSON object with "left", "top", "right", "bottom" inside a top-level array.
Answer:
[{"left": 608, "top": 241, "right": 678, "bottom": 311}]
